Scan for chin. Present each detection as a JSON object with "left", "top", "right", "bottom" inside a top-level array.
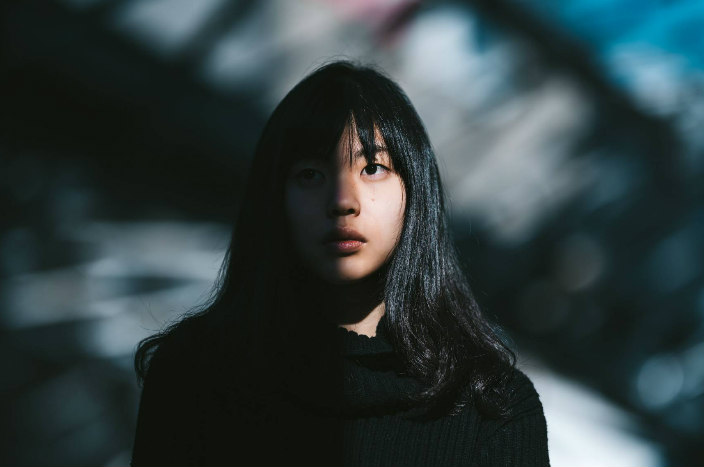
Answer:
[
  {"left": 318, "top": 262, "right": 378, "bottom": 284},
  {"left": 322, "top": 270, "right": 369, "bottom": 284}
]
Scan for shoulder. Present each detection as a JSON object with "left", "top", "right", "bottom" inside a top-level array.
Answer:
[
  {"left": 132, "top": 313, "right": 218, "bottom": 465},
  {"left": 502, "top": 367, "right": 544, "bottom": 418},
  {"left": 476, "top": 367, "right": 550, "bottom": 466},
  {"left": 143, "top": 313, "right": 216, "bottom": 386},
  {"left": 477, "top": 366, "right": 546, "bottom": 435}
]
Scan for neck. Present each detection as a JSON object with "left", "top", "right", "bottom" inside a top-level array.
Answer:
[
  {"left": 338, "top": 302, "right": 385, "bottom": 337},
  {"left": 309, "top": 269, "right": 386, "bottom": 337}
]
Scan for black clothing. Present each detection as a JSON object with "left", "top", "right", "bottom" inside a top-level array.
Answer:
[{"left": 131, "top": 314, "right": 549, "bottom": 466}]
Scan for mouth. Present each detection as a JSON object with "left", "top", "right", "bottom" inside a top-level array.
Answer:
[
  {"left": 322, "top": 227, "right": 367, "bottom": 254},
  {"left": 325, "top": 239, "right": 365, "bottom": 254}
]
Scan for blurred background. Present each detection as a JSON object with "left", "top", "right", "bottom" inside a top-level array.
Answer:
[{"left": 1, "top": 0, "right": 703, "bottom": 465}]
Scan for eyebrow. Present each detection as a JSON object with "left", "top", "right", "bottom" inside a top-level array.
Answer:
[
  {"left": 352, "top": 146, "right": 389, "bottom": 159},
  {"left": 292, "top": 146, "right": 391, "bottom": 169}
]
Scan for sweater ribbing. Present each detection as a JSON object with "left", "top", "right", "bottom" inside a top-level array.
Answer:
[{"left": 131, "top": 315, "right": 549, "bottom": 466}]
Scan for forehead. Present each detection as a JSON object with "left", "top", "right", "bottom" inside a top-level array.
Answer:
[
  {"left": 333, "top": 123, "right": 390, "bottom": 163},
  {"left": 290, "top": 122, "right": 391, "bottom": 167}
]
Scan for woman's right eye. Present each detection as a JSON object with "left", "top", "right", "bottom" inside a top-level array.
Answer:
[{"left": 295, "top": 168, "right": 324, "bottom": 186}]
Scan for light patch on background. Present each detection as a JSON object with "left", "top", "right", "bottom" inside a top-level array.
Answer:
[
  {"left": 112, "top": 0, "right": 227, "bottom": 57},
  {"left": 80, "top": 283, "right": 217, "bottom": 358},
  {"left": 263, "top": 0, "right": 373, "bottom": 109},
  {"left": 200, "top": 1, "right": 276, "bottom": 92},
  {"left": 681, "top": 342, "right": 704, "bottom": 398},
  {"left": 201, "top": 0, "right": 353, "bottom": 101},
  {"left": 1, "top": 222, "right": 228, "bottom": 329},
  {"left": 399, "top": 6, "right": 511, "bottom": 110},
  {"left": 636, "top": 354, "right": 685, "bottom": 410},
  {"left": 522, "top": 360, "right": 665, "bottom": 467},
  {"left": 609, "top": 45, "right": 692, "bottom": 117},
  {"left": 70, "top": 221, "right": 229, "bottom": 280},
  {"left": 450, "top": 78, "right": 593, "bottom": 245}
]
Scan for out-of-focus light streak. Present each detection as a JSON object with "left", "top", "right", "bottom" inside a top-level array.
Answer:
[{"left": 111, "top": 0, "right": 228, "bottom": 58}]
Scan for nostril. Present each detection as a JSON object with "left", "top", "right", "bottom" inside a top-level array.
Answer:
[
  {"left": 328, "top": 193, "right": 360, "bottom": 217},
  {"left": 330, "top": 206, "right": 356, "bottom": 216}
]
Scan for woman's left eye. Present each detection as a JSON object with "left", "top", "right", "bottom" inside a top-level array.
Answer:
[{"left": 362, "top": 164, "right": 389, "bottom": 177}]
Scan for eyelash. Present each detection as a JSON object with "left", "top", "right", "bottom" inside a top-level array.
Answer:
[
  {"left": 293, "top": 163, "right": 391, "bottom": 185},
  {"left": 299, "top": 168, "right": 322, "bottom": 179},
  {"left": 361, "top": 163, "right": 390, "bottom": 177}
]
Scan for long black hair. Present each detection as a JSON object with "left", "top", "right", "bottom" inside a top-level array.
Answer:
[{"left": 135, "top": 60, "right": 515, "bottom": 418}]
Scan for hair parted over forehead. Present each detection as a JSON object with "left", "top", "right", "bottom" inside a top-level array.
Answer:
[
  {"left": 263, "top": 61, "right": 436, "bottom": 189},
  {"left": 274, "top": 61, "right": 419, "bottom": 172},
  {"left": 135, "top": 60, "right": 516, "bottom": 420}
]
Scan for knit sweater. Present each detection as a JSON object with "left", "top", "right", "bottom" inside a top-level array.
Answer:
[{"left": 131, "top": 314, "right": 549, "bottom": 466}]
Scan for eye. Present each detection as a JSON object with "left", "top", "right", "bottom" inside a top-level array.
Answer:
[
  {"left": 294, "top": 168, "right": 325, "bottom": 187},
  {"left": 361, "top": 163, "right": 390, "bottom": 178}
]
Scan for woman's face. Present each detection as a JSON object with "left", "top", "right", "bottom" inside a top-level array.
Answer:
[{"left": 285, "top": 124, "right": 406, "bottom": 284}]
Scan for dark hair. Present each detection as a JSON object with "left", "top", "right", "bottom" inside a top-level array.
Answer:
[{"left": 135, "top": 60, "right": 515, "bottom": 418}]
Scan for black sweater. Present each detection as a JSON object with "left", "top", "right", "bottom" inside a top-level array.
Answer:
[{"left": 131, "top": 314, "right": 549, "bottom": 466}]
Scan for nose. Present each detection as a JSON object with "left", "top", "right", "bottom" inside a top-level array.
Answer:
[{"left": 327, "top": 174, "right": 360, "bottom": 218}]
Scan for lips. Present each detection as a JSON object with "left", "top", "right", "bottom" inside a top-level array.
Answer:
[
  {"left": 322, "top": 227, "right": 367, "bottom": 254},
  {"left": 322, "top": 226, "right": 367, "bottom": 243}
]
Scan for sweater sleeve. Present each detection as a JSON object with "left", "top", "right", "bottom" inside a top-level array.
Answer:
[
  {"left": 478, "top": 370, "right": 550, "bottom": 467},
  {"left": 131, "top": 337, "right": 202, "bottom": 467}
]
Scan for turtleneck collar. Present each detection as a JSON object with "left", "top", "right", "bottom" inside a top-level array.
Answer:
[
  {"left": 336, "top": 312, "right": 394, "bottom": 357},
  {"left": 277, "top": 312, "right": 426, "bottom": 417}
]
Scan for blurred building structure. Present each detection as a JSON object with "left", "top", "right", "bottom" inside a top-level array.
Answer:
[{"left": 1, "top": 0, "right": 703, "bottom": 465}]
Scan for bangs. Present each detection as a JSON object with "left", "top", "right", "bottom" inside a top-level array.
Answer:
[{"left": 279, "top": 75, "right": 399, "bottom": 172}]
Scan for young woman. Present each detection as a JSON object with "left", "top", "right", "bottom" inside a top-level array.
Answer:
[{"left": 131, "top": 61, "right": 549, "bottom": 466}]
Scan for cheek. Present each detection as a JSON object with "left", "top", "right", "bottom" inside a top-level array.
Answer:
[
  {"left": 284, "top": 189, "right": 324, "bottom": 250},
  {"left": 371, "top": 185, "right": 406, "bottom": 246},
  {"left": 286, "top": 190, "right": 314, "bottom": 223}
]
